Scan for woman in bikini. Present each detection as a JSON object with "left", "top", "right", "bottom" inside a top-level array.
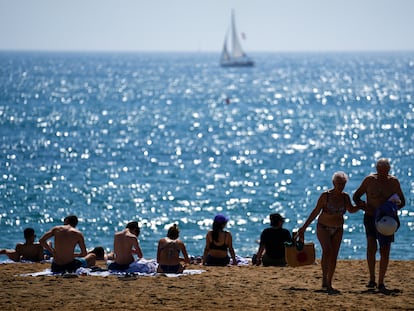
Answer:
[
  {"left": 157, "top": 224, "right": 189, "bottom": 273},
  {"left": 296, "top": 171, "right": 359, "bottom": 294},
  {"left": 202, "top": 214, "right": 237, "bottom": 266}
]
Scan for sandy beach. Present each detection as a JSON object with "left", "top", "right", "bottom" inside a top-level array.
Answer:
[{"left": 0, "top": 259, "right": 413, "bottom": 310}]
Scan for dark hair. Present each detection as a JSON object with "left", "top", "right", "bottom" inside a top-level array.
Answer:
[
  {"left": 270, "top": 213, "right": 284, "bottom": 227},
  {"left": 212, "top": 221, "right": 224, "bottom": 242},
  {"left": 64, "top": 215, "right": 78, "bottom": 227},
  {"left": 126, "top": 221, "right": 140, "bottom": 236},
  {"left": 167, "top": 224, "right": 180, "bottom": 240},
  {"left": 90, "top": 246, "right": 105, "bottom": 260},
  {"left": 23, "top": 228, "right": 35, "bottom": 239}
]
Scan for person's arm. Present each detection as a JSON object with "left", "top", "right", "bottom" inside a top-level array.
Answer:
[
  {"left": 39, "top": 229, "right": 55, "bottom": 257},
  {"left": 296, "top": 192, "right": 325, "bottom": 240},
  {"left": 156, "top": 239, "right": 163, "bottom": 262},
  {"left": 255, "top": 243, "right": 265, "bottom": 266},
  {"left": 132, "top": 238, "right": 143, "bottom": 259},
  {"left": 179, "top": 241, "right": 190, "bottom": 264},
  {"left": 393, "top": 179, "right": 406, "bottom": 209},
  {"left": 75, "top": 233, "right": 88, "bottom": 258},
  {"left": 345, "top": 193, "right": 360, "bottom": 213},
  {"left": 227, "top": 233, "right": 237, "bottom": 265},
  {"left": 202, "top": 232, "right": 211, "bottom": 265},
  {"left": 352, "top": 178, "right": 367, "bottom": 209}
]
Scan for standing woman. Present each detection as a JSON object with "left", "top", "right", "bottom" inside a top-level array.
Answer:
[
  {"left": 296, "top": 172, "right": 359, "bottom": 294},
  {"left": 202, "top": 214, "right": 237, "bottom": 266}
]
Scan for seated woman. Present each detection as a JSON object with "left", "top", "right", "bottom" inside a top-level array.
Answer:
[
  {"left": 202, "top": 214, "right": 237, "bottom": 266},
  {"left": 157, "top": 224, "right": 189, "bottom": 273}
]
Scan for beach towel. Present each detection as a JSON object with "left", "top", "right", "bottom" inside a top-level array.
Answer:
[{"left": 18, "top": 258, "right": 205, "bottom": 278}]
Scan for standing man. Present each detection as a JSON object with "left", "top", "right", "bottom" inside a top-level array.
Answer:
[
  {"left": 108, "top": 221, "right": 143, "bottom": 271},
  {"left": 353, "top": 158, "right": 405, "bottom": 292},
  {"left": 39, "top": 215, "right": 96, "bottom": 273},
  {"left": 255, "top": 213, "right": 292, "bottom": 266}
]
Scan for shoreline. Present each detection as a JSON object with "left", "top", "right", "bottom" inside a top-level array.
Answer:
[{"left": 1, "top": 259, "right": 413, "bottom": 310}]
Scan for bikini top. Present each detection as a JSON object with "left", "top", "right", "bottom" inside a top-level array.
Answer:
[
  {"left": 209, "top": 232, "right": 228, "bottom": 251},
  {"left": 324, "top": 191, "right": 346, "bottom": 215}
]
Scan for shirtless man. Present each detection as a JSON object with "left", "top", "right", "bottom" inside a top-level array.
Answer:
[
  {"left": 108, "top": 221, "right": 143, "bottom": 271},
  {"left": 39, "top": 215, "right": 96, "bottom": 273},
  {"left": 0, "top": 228, "right": 44, "bottom": 262},
  {"left": 353, "top": 158, "right": 405, "bottom": 292},
  {"left": 157, "top": 224, "right": 189, "bottom": 273}
]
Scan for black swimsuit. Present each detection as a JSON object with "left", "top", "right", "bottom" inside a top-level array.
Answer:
[
  {"left": 209, "top": 232, "right": 228, "bottom": 251},
  {"left": 206, "top": 232, "right": 230, "bottom": 266}
]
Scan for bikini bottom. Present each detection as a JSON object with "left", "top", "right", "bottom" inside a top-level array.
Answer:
[{"left": 317, "top": 222, "right": 343, "bottom": 237}]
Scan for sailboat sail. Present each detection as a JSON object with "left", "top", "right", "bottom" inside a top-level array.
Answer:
[{"left": 220, "top": 10, "right": 254, "bottom": 67}]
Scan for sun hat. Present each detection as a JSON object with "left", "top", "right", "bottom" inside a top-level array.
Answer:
[{"left": 214, "top": 214, "right": 229, "bottom": 224}]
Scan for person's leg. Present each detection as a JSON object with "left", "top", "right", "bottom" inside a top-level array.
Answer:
[
  {"left": 378, "top": 244, "right": 390, "bottom": 287},
  {"left": 366, "top": 236, "right": 377, "bottom": 285},
  {"left": 317, "top": 225, "right": 332, "bottom": 288},
  {"left": 85, "top": 253, "right": 97, "bottom": 267},
  {"left": 364, "top": 214, "right": 378, "bottom": 287},
  {"left": 326, "top": 228, "right": 343, "bottom": 291}
]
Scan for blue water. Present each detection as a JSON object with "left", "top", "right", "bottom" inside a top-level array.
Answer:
[{"left": 1, "top": 51, "right": 413, "bottom": 260}]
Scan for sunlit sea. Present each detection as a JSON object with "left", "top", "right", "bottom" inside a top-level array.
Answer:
[{"left": 1, "top": 51, "right": 413, "bottom": 261}]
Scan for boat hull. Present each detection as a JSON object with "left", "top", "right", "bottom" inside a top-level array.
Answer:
[{"left": 220, "top": 59, "right": 255, "bottom": 67}]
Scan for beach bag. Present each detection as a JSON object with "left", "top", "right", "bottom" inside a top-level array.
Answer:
[{"left": 285, "top": 240, "right": 315, "bottom": 267}]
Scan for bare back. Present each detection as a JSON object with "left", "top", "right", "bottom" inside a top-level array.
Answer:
[
  {"left": 40, "top": 225, "right": 87, "bottom": 265},
  {"left": 113, "top": 229, "right": 142, "bottom": 265},
  {"left": 15, "top": 243, "right": 44, "bottom": 262},
  {"left": 157, "top": 238, "right": 188, "bottom": 266}
]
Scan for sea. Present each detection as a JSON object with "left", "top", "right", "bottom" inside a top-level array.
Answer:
[{"left": 0, "top": 51, "right": 413, "bottom": 261}]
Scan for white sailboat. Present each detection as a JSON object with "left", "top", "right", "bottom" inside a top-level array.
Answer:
[{"left": 220, "top": 10, "right": 254, "bottom": 67}]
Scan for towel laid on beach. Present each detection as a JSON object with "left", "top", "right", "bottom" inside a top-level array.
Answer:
[
  {"left": 19, "top": 258, "right": 205, "bottom": 278},
  {"left": 19, "top": 267, "right": 205, "bottom": 278}
]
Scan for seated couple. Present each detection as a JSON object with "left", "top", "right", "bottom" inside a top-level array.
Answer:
[{"left": 107, "top": 222, "right": 189, "bottom": 274}]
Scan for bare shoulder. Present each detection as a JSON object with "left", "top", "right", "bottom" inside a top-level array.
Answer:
[
  {"left": 361, "top": 174, "right": 378, "bottom": 185},
  {"left": 388, "top": 175, "right": 400, "bottom": 182},
  {"left": 15, "top": 243, "right": 25, "bottom": 250},
  {"left": 34, "top": 243, "right": 43, "bottom": 250}
]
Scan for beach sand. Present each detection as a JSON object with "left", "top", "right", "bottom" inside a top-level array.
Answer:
[{"left": 0, "top": 259, "right": 413, "bottom": 310}]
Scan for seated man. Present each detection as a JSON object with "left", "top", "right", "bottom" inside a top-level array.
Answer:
[
  {"left": 255, "top": 213, "right": 293, "bottom": 266},
  {"left": 39, "top": 215, "right": 96, "bottom": 273},
  {"left": 0, "top": 228, "right": 44, "bottom": 262},
  {"left": 157, "top": 224, "right": 189, "bottom": 273},
  {"left": 108, "top": 221, "right": 143, "bottom": 271}
]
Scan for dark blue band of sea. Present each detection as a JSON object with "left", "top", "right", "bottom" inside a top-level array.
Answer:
[{"left": 0, "top": 51, "right": 413, "bottom": 260}]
